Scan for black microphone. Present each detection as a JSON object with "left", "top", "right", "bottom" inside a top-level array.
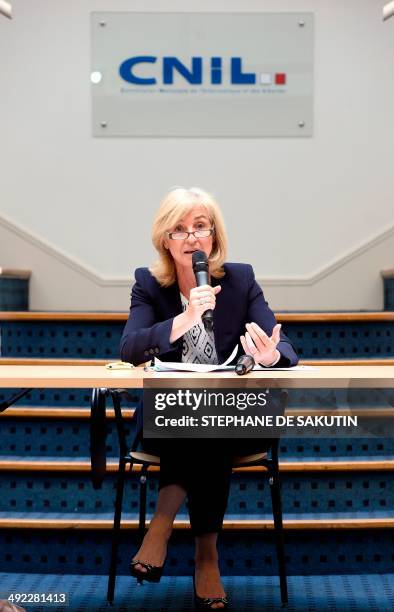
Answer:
[
  {"left": 235, "top": 354, "right": 255, "bottom": 376},
  {"left": 192, "top": 250, "right": 214, "bottom": 332}
]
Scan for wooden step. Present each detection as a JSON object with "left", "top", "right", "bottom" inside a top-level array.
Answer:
[
  {"left": 2, "top": 406, "right": 394, "bottom": 419},
  {"left": 0, "top": 312, "right": 127, "bottom": 321},
  {"left": 0, "top": 407, "right": 111, "bottom": 419},
  {"left": 0, "top": 406, "right": 131, "bottom": 418},
  {"left": 0, "top": 358, "right": 109, "bottom": 366},
  {"left": 0, "top": 459, "right": 393, "bottom": 473},
  {"left": 277, "top": 312, "right": 394, "bottom": 322},
  {"left": 1, "top": 311, "right": 393, "bottom": 322},
  {"left": 0, "top": 516, "right": 392, "bottom": 530}
]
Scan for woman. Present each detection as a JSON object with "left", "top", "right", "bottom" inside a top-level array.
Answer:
[{"left": 120, "top": 187, "right": 298, "bottom": 609}]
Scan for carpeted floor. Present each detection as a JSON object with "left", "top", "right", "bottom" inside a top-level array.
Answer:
[{"left": 0, "top": 573, "right": 393, "bottom": 611}]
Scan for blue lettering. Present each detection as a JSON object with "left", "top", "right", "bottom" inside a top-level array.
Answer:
[
  {"left": 211, "top": 57, "right": 222, "bottom": 84},
  {"left": 231, "top": 57, "right": 255, "bottom": 84},
  {"left": 163, "top": 57, "right": 202, "bottom": 85},
  {"left": 119, "top": 56, "right": 257, "bottom": 86},
  {"left": 119, "top": 56, "right": 156, "bottom": 85}
]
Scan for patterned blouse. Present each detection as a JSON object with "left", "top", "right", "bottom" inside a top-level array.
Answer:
[{"left": 180, "top": 293, "right": 219, "bottom": 364}]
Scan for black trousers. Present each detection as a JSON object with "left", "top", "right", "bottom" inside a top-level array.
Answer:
[{"left": 141, "top": 437, "right": 274, "bottom": 536}]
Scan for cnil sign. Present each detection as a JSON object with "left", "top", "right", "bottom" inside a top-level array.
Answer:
[{"left": 119, "top": 56, "right": 257, "bottom": 85}]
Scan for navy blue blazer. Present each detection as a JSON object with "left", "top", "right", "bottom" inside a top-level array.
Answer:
[{"left": 120, "top": 263, "right": 298, "bottom": 368}]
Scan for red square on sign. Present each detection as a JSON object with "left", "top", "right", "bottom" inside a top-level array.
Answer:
[{"left": 275, "top": 73, "right": 286, "bottom": 85}]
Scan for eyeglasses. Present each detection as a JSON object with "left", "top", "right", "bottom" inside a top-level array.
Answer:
[{"left": 166, "top": 228, "right": 214, "bottom": 240}]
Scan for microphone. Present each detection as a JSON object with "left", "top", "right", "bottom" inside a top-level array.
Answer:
[
  {"left": 192, "top": 250, "right": 214, "bottom": 332},
  {"left": 235, "top": 354, "right": 255, "bottom": 376}
]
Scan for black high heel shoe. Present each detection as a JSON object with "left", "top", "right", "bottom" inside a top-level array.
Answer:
[
  {"left": 130, "top": 559, "right": 164, "bottom": 584},
  {"left": 193, "top": 572, "right": 229, "bottom": 609}
]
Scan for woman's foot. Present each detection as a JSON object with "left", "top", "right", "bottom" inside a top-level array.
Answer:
[
  {"left": 194, "top": 559, "right": 227, "bottom": 609},
  {"left": 132, "top": 516, "right": 171, "bottom": 574},
  {"left": 131, "top": 483, "right": 186, "bottom": 580}
]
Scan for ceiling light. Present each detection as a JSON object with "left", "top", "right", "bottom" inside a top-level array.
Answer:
[
  {"left": 0, "top": 1, "right": 12, "bottom": 19},
  {"left": 383, "top": 1, "right": 394, "bottom": 21}
]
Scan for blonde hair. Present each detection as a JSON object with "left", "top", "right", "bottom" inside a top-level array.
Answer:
[{"left": 150, "top": 187, "right": 227, "bottom": 287}]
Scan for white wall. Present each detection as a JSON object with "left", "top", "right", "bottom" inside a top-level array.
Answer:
[{"left": 0, "top": 0, "right": 393, "bottom": 311}]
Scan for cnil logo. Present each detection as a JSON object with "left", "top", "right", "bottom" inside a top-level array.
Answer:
[{"left": 119, "top": 56, "right": 260, "bottom": 85}]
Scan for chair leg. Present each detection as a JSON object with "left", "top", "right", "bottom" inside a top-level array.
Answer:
[
  {"left": 107, "top": 457, "right": 127, "bottom": 604},
  {"left": 138, "top": 469, "right": 148, "bottom": 544},
  {"left": 269, "top": 472, "right": 288, "bottom": 606}
]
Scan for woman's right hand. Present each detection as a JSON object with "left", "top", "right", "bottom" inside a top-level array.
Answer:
[
  {"left": 170, "top": 285, "right": 221, "bottom": 343},
  {"left": 186, "top": 285, "right": 221, "bottom": 326}
]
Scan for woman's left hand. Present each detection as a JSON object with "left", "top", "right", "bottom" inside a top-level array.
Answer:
[{"left": 240, "top": 322, "right": 281, "bottom": 367}]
